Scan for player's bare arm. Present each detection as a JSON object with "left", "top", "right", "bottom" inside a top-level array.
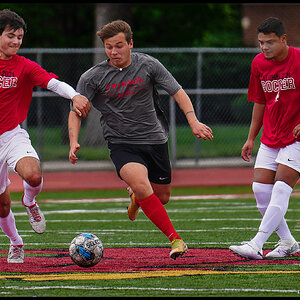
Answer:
[
  {"left": 172, "top": 89, "right": 213, "bottom": 141},
  {"left": 68, "top": 111, "right": 82, "bottom": 164},
  {"left": 241, "top": 102, "right": 265, "bottom": 162}
]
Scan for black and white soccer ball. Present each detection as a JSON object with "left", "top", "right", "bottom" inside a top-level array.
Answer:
[{"left": 69, "top": 233, "right": 104, "bottom": 267}]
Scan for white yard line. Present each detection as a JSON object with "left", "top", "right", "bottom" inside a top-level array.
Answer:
[{"left": 0, "top": 285, "right": 299, "bottom": 295}]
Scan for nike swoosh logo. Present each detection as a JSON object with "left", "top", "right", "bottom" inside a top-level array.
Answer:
[{"left": 159, "top": 177, "right": 168, "bottom": 180}]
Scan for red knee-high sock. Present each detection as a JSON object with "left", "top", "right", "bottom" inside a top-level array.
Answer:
[{"left": 136, "top": 193, "right": 181, "bottom": 242}]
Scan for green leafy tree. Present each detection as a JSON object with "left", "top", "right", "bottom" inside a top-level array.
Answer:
[
  {"left": 0, "top": 3, "right": 95, "bottom": 47},
  {"left": 131, "top": 3, "right": 242, "bottom": 47},
  {"left": 0, "top": 3, "right": 242, "bottom": 48}
]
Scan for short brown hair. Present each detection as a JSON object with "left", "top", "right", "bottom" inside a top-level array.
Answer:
[{"left": 97, "top": 20, "right": 132, "bottom": 44}]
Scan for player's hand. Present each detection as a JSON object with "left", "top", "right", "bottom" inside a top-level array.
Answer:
[
  {"left": 241, "top": 140, "right": 254, "bottom": 162},
  {"left": 69, "top": 142, "right": 80, "bottom": 164},
  {"left": 72, "top": 95, "right": 91, "bottom": 118},
  {"left": 191, "top": 121, "right": 213, "bottom": 141},
  {"left": 293, "top": 124, "right": 300, "bottom": 139}
]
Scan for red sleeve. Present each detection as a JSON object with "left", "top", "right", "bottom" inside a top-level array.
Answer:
[
  {"left": 247, "top": 59, "right": 266, "bottom": 104},
  {"left": 24, "top": 57, "right": 58, "bottom": 88}
]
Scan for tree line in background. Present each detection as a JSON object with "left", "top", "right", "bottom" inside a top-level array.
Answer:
[{"left": 0, "top": 3, "right": 242, "bottom": 48}]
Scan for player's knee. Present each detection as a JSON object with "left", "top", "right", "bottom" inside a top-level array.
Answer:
[
  {"left": 16, "top": 157, "right": 42, "bottom": 187},
  {"left": 252, "top": 181, "right": 266, "bottom": 195},
  {"left": 131, "top": 181, "right": 152, "bottom": 200},
  {"left": 252, "top": 182, "right": 273, "bottom": 207},
  {"left": 157, "top": 191, "right": 171, "bottom": 205},
  {"left": 159, "top": 195, "right": 170, "bottom": 205},
  {"left": 25, "top": 173, "right": 42, "bottom": 187}
]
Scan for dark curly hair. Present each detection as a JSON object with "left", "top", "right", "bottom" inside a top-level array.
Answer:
[{"left": 0, "top": 9, "right": 27, "bottom": 35}]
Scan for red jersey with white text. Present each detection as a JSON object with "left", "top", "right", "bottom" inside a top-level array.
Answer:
[
  {"left": 0, "top": 55, "right": 57, "bottom": 135},
  {"left": 248, "top": 46, "right": 300, "bottom": 148}
]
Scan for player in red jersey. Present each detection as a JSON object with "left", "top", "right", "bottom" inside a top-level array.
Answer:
[
  {"left": 0, "top": 9, "right": 90, "bottom": 263},
  {"left": 230, "top": 17, "right": 300, "bottom": 259}
]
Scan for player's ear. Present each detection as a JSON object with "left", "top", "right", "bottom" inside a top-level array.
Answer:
[
  {"left": 129, "top": 39, "right": 133, "bottom": 49},
  {"left": 280, "top": 34, "right": 287, "bottom": 44}
]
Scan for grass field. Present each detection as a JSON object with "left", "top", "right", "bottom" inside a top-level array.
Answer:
[{"left": 0, "top": 186, "right": 299, "bottom": 297}]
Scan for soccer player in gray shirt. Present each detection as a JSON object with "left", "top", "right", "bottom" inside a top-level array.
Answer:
[{"left": 68, "top": 20, "right": 213, "bottom": 259}]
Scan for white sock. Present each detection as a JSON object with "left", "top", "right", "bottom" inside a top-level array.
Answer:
[
  {"left": 252, "top": 182, "right": 273, "bottom": 215},
  {"left": 252, "top": 181, "right": 293, "bottom": 249},
  {"left": 0, "top": 210, "right": 23, "bottom": 245},
  {"left": 23, "top": 178, "right": 43, "bottom": 207},
  {"left": 253, "top": 182, "right": 295, "bottom": 241}
]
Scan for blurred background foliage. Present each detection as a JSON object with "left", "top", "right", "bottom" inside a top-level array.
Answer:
[{"left": 0, "top": 3, "right": 242, "bottom": 48}]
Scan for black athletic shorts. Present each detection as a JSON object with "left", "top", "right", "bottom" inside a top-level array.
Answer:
[{"left": 108, "top": 142, "right": 171, "bottom": 184}]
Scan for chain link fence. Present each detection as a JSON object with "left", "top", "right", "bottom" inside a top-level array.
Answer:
[{"left": 18, "top": 47, "right": 261, "bottom": 169}]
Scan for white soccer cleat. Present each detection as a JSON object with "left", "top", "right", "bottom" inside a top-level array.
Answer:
[
  {"left": 22, "top": 195, "right": 46, "bottom": 234},
  {"left": 265, "top": 239, "right": 300, "bottom": 259},
  {"left": 229, "top": 241, "right": 263, "bottom": 260},
  {"left": 7, "top": 244, "right": 24, "bottom": 263}
]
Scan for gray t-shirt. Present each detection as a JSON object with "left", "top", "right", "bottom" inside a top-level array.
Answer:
[{"left": 76, "top": 52, "right": 181, "bottom": 144}]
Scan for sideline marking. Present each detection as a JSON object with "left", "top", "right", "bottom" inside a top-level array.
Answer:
[
  {"left": 35, "top": 191, "right": 300, "bottom": 203},
  {"left": 12, "top": 194, "right": 256, "bottom": 204},
  {"left": 1, "top": 285, "right": 299, "bottom": 295},
  {"left": 1, "top": 270, "right": 300, "bottom": 281},
  {"left": 10, "top": 191, "right": 300, "bottom": 205}
]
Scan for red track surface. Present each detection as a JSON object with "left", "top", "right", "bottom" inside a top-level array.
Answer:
[
  {"left": 1, "top": 248, "right": 299, "bottom": 273},
  {"left": 4, "top": 170, "right": 300, "bottom": 275},
  {"left": 8, "top": 167, "right": 257, "bottom": 192}
]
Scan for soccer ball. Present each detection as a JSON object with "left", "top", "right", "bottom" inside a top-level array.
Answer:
[{"left": 69, "top": 233, "right": 104, "bottom": 267}]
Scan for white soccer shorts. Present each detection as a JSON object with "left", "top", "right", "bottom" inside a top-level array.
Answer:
[
  {"left": 255, "top": 142, "right": 300, "bottom": 173},
  {"left": 0, "top": 125, "right": 39, "bottom": 194}
]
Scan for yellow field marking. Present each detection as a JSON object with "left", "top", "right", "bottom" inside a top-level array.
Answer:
[{"left": 1, "top": 270, "right": 300, "bottom": 281}]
